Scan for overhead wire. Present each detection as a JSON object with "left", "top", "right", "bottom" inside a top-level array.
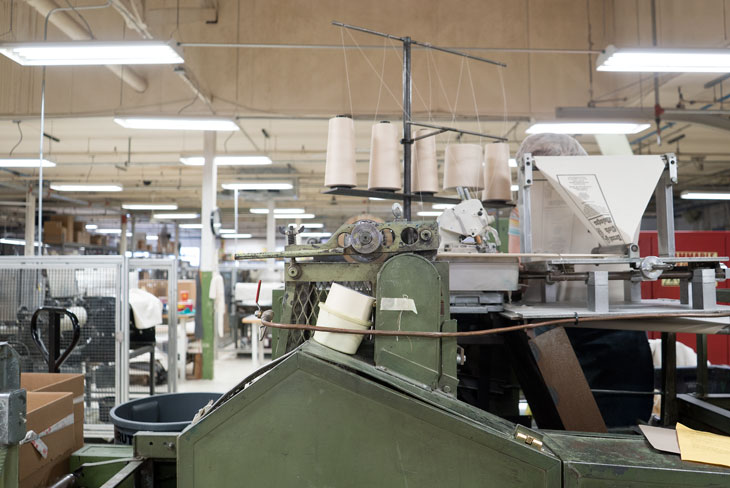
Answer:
[{"left": 8, "top": 121, "right": 22, "bottom": 157}]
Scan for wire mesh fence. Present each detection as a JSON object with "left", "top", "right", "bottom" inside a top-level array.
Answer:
[{"left": 0, "top": 256, "right": 126, "bottom": 424}]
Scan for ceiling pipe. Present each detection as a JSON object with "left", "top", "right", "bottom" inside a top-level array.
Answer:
[{"left": 24, "top": 0, "right": 148, "bottom": 93}]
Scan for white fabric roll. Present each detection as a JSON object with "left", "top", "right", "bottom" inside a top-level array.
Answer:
[
  {"left": 411, "top": 129, "right": 439, "bottom": 193},
  {"left": 368, "top": 121, "right": 401, "bottom": 191},
  {"left": 60, "top": 306, "right": 87, "bottom": 332},
  {"left": 482, "top": 142, "right": 513, "bottom": 201},
  {"left": 443, "top": 143, "right": 484, "bottom": 190},
  {"left": 324, "top": 115, "right": 357, "bottom": 188}
]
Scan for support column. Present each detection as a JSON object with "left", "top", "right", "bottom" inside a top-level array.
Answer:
[
  {"left": 266, "top": 199, "right": 275, "bottom": 271},
  {"left": 120, "top": 215, "right": 128, "bottom": 255},
  {"left": 200, "top": 131, "right": 217, "bottom": 379},
  {"left": 24, "top": 189, "right": 35, "bottom": 256}
]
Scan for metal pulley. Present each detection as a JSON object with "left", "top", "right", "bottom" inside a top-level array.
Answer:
[{"left": 351, "top": 221, "right": 383, "bottom": 255}]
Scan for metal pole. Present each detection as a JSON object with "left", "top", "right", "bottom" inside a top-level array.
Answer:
[
  {"left": 403, "top": 37, "right": 412, "bottom": 221},
  {"left": 24, "top": 189, "right": 35, "bottom": 256}
]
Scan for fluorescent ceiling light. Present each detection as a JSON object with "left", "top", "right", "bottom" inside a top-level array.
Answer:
[
  {"left": 0, "top": 158, "right": 55, "bottom": 168},
  {"left": 50, "top": 183, "right": 122, "bottom": 192},
  {"left": 221, "top": 182, "right": 293, "bottom": 190},
  {"left": 122, "top": 203, "right": 178, "bottom": 211},
  {"left": 180, "top": 155, "right": 272, "bottom": 166},
  {"left": 0, "top": 41, "right": 183, "bottom": 66},
  {"left": 511, "top": 184, "right": 519, "bottom": 192},
  {"left": 180, "top": 223, "right": 202, "bottom": 229},
  {"left": 369, "top": 197, "right": 386, "bottom": 201},
  {"left": 274, "top": 213, "right": 315, "bottom": 219},
  {"left": 432, "top": 204, "right": 455, "bottom": 210},
  {"left": 526, "top": 122, "right": 650, "bottom": 135},
  {"left": 85, "top": 224, "right": 97, "bottom": 230},
  {"left": 96, "top": 229, "right": 122, "bottom": 234},
  {"left": 249, "top": 208, "right": 305, "bottom": 214},
  {"left": 509, "top": 158, "right": 517, "bottom": 168},
  {"left": 114, "top": 117, "right": 239, "bottom": 131},
  {"left": 219, "top": 228, "right": 236, "bottom": 234},
  {"left": 680, "top": 191, "right": 730, "bottom": 200},
  {"left": 146, "top": 235, "right": 159, "bottom": 241},
  {"left": 597, "top": 45, "right": 730, "bottom": 73},
  {"left": 152, "top": 213, "right": 199, "bottom": 220},
  {"left": 300, "top": 232, "right": 332, "bottom": 238},
  {"left": 222, "top": 233, "right": 253, "bottom": 239},
  {"left": 417, "top": 211, "right": 443, "bottom": 217},
  {"left": 302, "top": 223, "right": 324, "bottom": 229}
]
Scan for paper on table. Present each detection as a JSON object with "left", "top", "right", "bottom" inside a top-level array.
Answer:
[
  {"left": 676, "top": 422, "right": 730, "bottom": 468},
  {"left": 534, "top": 155, "right": 665, "bottom": 246},
  {"left": 639, "top": 424, "right": 680, "bottom": 454}
]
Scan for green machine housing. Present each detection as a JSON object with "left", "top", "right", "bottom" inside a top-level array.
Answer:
[{"left": 171, "top": 219, "right": 730, "bottom": 487}]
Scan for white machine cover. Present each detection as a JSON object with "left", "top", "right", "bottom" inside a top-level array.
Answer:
[{"left": 129, "top": 288, "right": 163, "bottom": 329}]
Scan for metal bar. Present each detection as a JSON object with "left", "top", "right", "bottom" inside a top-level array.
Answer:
[
  {"left": 403, "top": 37, "right": 412, "bottom": 220},
  {"left": 178, "top": 41, "right": 601, "bottom": 54},
  {"left": 677, "top": 393, "right": 730, "bottom": 435},
  {"left": 412, "top": 129, "right": 447, "bottom": 141},
  {"left": 591, "top": 389, "right": 658, "bottom": 396},
  {"left": 321, "top": 187, "right": 515, "bottom": 207},
  {"left": 331, "top": 21, "right": 405, "bottom": 42},
  {"left": 655, "top": 157, "right": 677, "bottom": 257},
  {"left": 50, "top": 311, "right": 60, "bottom": 373},
  {"left": 696, "top": 334, "right": 708, "bottom": 398},
  {"left": 411, "top": 121, "right": 507, "bottom": 142},
  {"left": 99, "top": 459, "right": 144, "bottom": 488},
  {"left": 660, "top": 332, "right": 678, "bottom": 426},
  {"left": 410, "top": 39, "right": 506, "bottom": 67},
  {"left": 518, "top": 154, "right": 533, "bottom": 254}
]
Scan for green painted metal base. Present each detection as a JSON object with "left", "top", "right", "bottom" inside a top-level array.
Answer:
[{"left": 176, "top": 341, "right": 730, "bottom": 487}]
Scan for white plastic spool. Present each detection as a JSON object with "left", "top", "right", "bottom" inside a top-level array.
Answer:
[{"left": 313, "top": 283, "right": 375, "bottom": 354}]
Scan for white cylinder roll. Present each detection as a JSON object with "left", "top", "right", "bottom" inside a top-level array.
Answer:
[
  {"left": 443, "top": 143, "right": 484, "bottom": 190},
  {"left": 482, "top": 142, "right": 513, "bottom": 201},
  {"left": 324, "top": 115, "right": 357, "bottom": 188},
  {"left": 368, "top": 121, "right": 401, "bottom": 191},
  {"left": 411, "top": 129, "right": 439, "bottom": 194},
  {"left": 60, "top": 306, "right": 87, "bottom": 332}
]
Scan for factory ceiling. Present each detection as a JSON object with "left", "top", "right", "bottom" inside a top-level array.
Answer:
[{"left": 1, "top": 0, "right": 730, "bottom": 233}]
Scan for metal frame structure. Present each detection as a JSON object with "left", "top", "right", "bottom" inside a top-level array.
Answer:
[
  {"left": 0, "top": 255, "right": 129, "bottom": 407},
  {"left": 128, "top": 258, "right": 178, "bottom": 393},
  {"left": 326, "top": 22, "right": 509, "bottom": 220}
]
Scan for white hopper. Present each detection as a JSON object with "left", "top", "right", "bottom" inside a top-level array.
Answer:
[{"left": 533, "top": 155, "right": 665, "bottom": 246}]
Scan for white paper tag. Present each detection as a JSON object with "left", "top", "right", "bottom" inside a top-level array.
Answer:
[{"left": 380, "top": 297, "right": 417, "bottom": 314}]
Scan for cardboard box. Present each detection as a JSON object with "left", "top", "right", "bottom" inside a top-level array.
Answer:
[
  {"left": 73, "top": 221, "right": 85, "bottom": 233},
  {"left": 20, "top": 392, "right": 75, "bottom": 488},
  {"left": 43, "top": 221, "right": 66, "bottom": 245},
  {"left": 90, "top": 235, "right": 107, "bottom": 247},
  {"left": 73, "top": 231, "right": 91, "bottom": 245},
  {"left": 21, "top": 373, "right": 84, "bottom": 452},
  {"left": 49, "top": 215, "right": 75, "bottom": 233},
  {"left": 179, "top": 279, "right": 196, "bottom": 304}
]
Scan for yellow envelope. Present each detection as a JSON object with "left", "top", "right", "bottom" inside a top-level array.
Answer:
[{"left": 676, "top": 422, "right": 730, "bottom": 468}]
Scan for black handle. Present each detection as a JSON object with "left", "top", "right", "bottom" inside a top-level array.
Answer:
[{"left": 30, "top": 307, "right": 81, "bottom": 373}]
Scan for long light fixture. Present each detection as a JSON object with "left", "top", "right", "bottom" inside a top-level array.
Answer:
[
  {"left": 50, "top": 183, "right": 122, "bottom": 192},
  {"left": 0, "top": 237, "right": 40, "bottom": 246},
  {"left": 680, "top": 191, "right": 730, "bottom": 200},
  {"left": 96, "top": 229, "right": 122, "bottom": 234},
  {"left": 0, "top": 158, "right": 56, "bottom": 168},
  {"left": 300, "top": 232, "right": 332, "bottom": 238},
  {"left": 114, "top": 117, "right": 239, "bottom": 131},
  {"left": 249, "top": 208, "right": 305, "bottom": 214},
  {"left": 597, "top": 45, "right": 730, "bottom": 73},
  {"left": 180, "top": 155, "right": 272, "bottom": 166},
  {"left": 222, "top": 233, "right": 252, "bottom": 239},
  {"left": 417, "top": 211, "right": 443, "bottom": 217},
  {"left": 221, "top": 182, "right": 293, "bottom": 190},
  {"left": 152, "top": 213, "right": 199, "bottom": 220},
  {"left": 511, "top": 184, "right": 519, "bottom": 192},
  {"left": 85, "top": 224, "right": 98, "bottom": 230},
  {"left": 219, "top": 228, "right": 236, "bottom": 234},
  {"left": 432, "top": 204, "right": 455, "bottom": 210},
  {"left": 526, "top": 122, "right": 650, "bottom": 135},
  {"left": 508, "top": 158, "right": 517, "bottom": 168},
  {"left": 180, "top": 223, "right": 203, "bottom": 229},
  {"left": 122, "top": 203, "right": 178, "bottom": 211},
  {"left": 146, "top": 235, "right": 159, "bottom": 241},
  {"left": 274, "top": 213, "right": 315, "bottom": 220},
  {"left": 0, "top": 41, "right": 183, "bottom": 66},
  {"left": 302, "top": 223, "right": 324, "bottom": 229}
]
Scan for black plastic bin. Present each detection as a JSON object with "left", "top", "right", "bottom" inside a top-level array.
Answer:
[{"left": 110, "top": 392, "right": 221, "bottom": 444}]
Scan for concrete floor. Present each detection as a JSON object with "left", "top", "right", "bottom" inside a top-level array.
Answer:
[{"left": 177, "top": 344, "right": 270, "bottom": 394}]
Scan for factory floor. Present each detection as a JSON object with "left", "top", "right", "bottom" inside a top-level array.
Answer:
[{"left": 177, "top": 343, "right": 271, "bottom": 394}]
